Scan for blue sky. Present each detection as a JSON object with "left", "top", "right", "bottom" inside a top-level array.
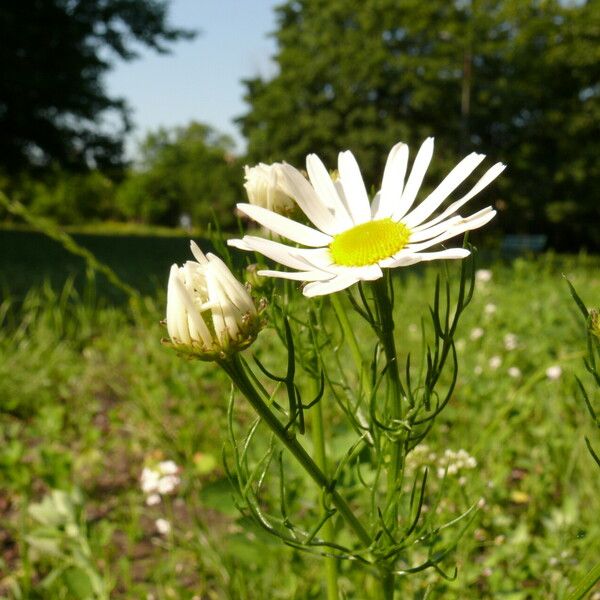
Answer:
[{"left": 106, "top": 0, "right": 279, "bottom": 156}]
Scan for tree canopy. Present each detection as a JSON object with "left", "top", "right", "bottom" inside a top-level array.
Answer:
[
  {"left": 116, "top": 122, "right": 244, "bottom": 227},
  {"left": 240, "top": 0, "right": 600, "bottom": 249},
  {"left": 0, "top": 0, "right": 194, "bottom": 172}
]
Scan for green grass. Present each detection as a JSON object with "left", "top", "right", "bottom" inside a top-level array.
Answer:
[{"left": 0, "top": 238, "right": 599, "bottom": 598}]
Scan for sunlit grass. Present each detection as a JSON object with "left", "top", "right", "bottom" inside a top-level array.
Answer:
[{"left": 0, "top": 252, "right": 598, "bottom": 598}]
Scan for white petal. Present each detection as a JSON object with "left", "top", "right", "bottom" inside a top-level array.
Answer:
[
  {"left": 412, "top": 162, "right": 506, "bottom": 232},
  {"left": 374, "top": 142, "right": 409, "bottom": 219},
  {"left": 370, "top": 191, "right": 381, "bottom": 217},
  {"left": 407, "top": 208, "right": 496, "bottom": 253},
  {"left": 382, "top": 248, "right": 470, "bottom": 269},
  {"left": 206, "top": 253, "right": 255, "bottom": 314},
  {"left": 379, "top": 254, "right": 423, "bottom": 268},
  {"left": 229, "top": 236, "right": 325, "bottom": 271},
  {"left": 277, "top": 163, "right": 340, "bottom": 234},
  {"left": 257, "top": 269, "right": 332, "bottom": 282},
  {"left": 190, "top": 241, "right": 208, "bottom": 263},
  {"left": 303, "top": 274, "right": 359, "bottom": 297},
  {"left": 166, "top": 265, "right": 187, "bottom": 342},
  {"left": 338, "top": 151, "right": 372, "bottom": 224},
  {"left": 415, "top": 248, "right": 471, "bottom": 261},
  {"left": 306, "top": 154, "right": 353, "bottom": 228},
  {"left": 408, "top": 215, "right": 463, "bottom": 243},
  {"left": 392, "top": 137, "right": 434, "bottom": 221},
  {"left": 402, "top": 152, "right": 485, "bottom": 227},
  {"left": 236, "top": 203, "right": 331, "bottom": 247},
  {"left": 174, "top": 275, "right": 212, "bottom": 346}
]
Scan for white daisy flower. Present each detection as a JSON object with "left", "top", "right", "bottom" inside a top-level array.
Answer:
[{"left": 228, "top": 138, "right": 505, "bottom": 297}]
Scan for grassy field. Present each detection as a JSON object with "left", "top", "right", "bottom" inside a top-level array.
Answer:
[{"left": 0, "top": 228, "right": 599, "bottom": 599}]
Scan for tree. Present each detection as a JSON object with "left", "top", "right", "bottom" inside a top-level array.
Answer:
[
  {"left": 239, "top": 0, "right": 600, "bottom": 249},
  {"left": 0, "top": 0, "right": 194, "bottom": 172},
  {"left": 116, "top": 122, "right": 244, "bottom": 228}
]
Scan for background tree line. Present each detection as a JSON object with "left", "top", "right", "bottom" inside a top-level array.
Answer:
[{"left": 1, "top": 0, "right": 599, "bottom": 249}]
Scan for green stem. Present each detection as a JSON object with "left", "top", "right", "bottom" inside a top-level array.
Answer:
[
  {"left": 331, "top": 293, "right": 373, "bottom": 397},
  {"left": 312, "top": 393, "right": 339, "bottom": 600},
  {"left": 566, "top": 560, "right": 600, "bottom": 600},
  {"left": 380, "top": 570, "right": 395, "bottom": 600},
  {"left": 220, "top": 354, "right": 372, "bottom": 548},
  {"left": 372, "top": 277, "right": 404, "bottom": 518}
]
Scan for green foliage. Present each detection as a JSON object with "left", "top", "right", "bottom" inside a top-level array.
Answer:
[
  {"left": 116, "top": 122, "right": 245, "bottom": 228},
  {"left": 0, "top": 0, "right": 194, "bottom": 171},
  {"left": 1, "top": 249, "right": 599, "bottom": 598},
  {"left": 240, "top": 0, "right": 600, "bottom": 250},
  {"left": 2, "top": 170, "right": 118, "bottom": 224}
]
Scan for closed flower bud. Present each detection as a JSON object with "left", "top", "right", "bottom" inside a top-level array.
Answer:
[
  {"left": 165, "top": 241, "right": 261, "bottom": 360},
  {"left": 244, "top": 163, "right": 296, "bottom": 215}
]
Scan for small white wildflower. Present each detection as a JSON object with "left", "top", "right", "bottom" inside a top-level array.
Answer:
[
  {"left": 155, "top": 518, "right": 171, "bottom": 535},
  {"left": 484, "top": 303, "right": 497, "bottom": 315},
  {"left": 158, "top": 460, "right": 179, "bottom": 476},
  {"left": 503, "top": 333, "right": 518, "bottom": 351},
  {"left": 546, "top": 365, "right": 562, "bottom": 380},
  {"left": 508, "top": 366, "right": 521, "bottom": 379},
  {"left": 146, "top": 494, "right": 161, "bottom": 506},
  {"left": 474, "top": 365, "right": 483, "bottom": 375},
  {"left": 157, "top": 474, "right": 181, "bottom": 495},
  {"left": 489, "top": 355, "right": 502, "bottom": 369},
  {"left": 141, "top": 467, "right": 160, "bottom": 494},
  {"left": 475, "top": 269, "right": 493, "bottom": 283},
  {"left": 470, "top": 327, "right": 484, "bottom": 341}
]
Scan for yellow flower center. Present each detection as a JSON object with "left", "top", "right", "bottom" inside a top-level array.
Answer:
[{"left": 329, "top": 218, "right": 411, "bottom": 267}]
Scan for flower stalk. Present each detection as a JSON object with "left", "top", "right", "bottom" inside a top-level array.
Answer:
[
  {"left": 372, "top": 275, "right": 405, "bottom": 524},
  {"left": 218, "top": 353, "right": 372, "bottom": 549}
]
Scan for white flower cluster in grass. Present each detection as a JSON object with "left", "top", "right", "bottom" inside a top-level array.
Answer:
[
  {"left": 470, "top": 327, "right": 484, "bottom": 341},
  {"left": 489, "top": 355, "right": 502, "bottom": 370},
  {"left": 141, "top": 460, "right": 181, "bottom": 506},
  {"left": 504, "top": 333, "right": 518, "bottom": 351},
  {"left": 475, "top": 269, "right": 493, "bottom": 283},
  {"left": 484, "top": 303, "right": 497, "bottom": 315},
  {"left": 155, "top": 517, "right": 171, "bottom": 536},
  {"left": 508, "top": 366, "right": 522, "bottom": 379},
  {"left": 436, "top": 449, "right": 477, "bottom": 479},
  {"left": 404, "top": 445, "right": 477, "bottom": 482},
  {"left": 546, "top": 365, "right": 562, "bottom": 380}
]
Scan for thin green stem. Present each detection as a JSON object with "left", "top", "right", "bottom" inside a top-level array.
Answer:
[
  {"left": 372, "top": 276, "right": 403, "bottom": 522},
  {"left": 331, "top": 293, "right": 373, "bottom": 397},
  {"left": 381, "top": 570, "right": 395, "bottom": 600},
  {"left": 312, "top": 393, "right": 339, "bottom": 600},
  {"left": 220, "top": 354, "right": 372, "bottom": 548}
]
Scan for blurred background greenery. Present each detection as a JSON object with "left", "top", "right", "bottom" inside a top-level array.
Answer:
[
  {"left": 1, "top": 0, "right": 599, "bottom": 249},
  {"left": 1, "top": 1, "right": 600, "bottom": 599}
]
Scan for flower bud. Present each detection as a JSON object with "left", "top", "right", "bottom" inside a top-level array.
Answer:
[
  {"left": 243, "top": 163, "right": 296, "bottom": 215},
  {"left": 165, "top": 242, "right": 261, "bottom": 360}
]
